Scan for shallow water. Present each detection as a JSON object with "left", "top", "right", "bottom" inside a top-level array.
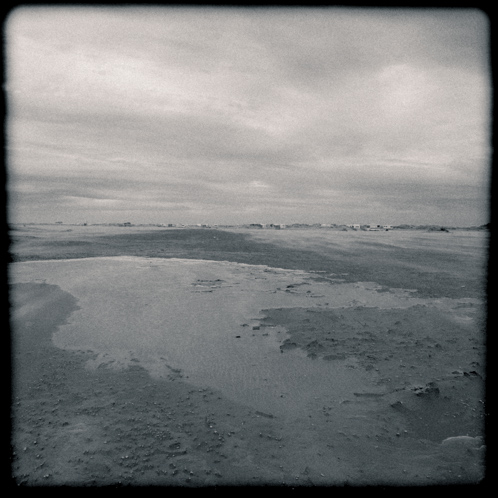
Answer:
[{"left": 9, "top": 256, "right": 479, "bottom": 418}]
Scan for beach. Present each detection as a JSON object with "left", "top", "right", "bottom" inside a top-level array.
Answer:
[{"left": 9, "top": 225, "right": 487, "bottom": 485}]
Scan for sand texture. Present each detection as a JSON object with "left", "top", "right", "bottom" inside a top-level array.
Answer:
[{"left": 9, "top": 225, "right": 487, "bottom": 486}]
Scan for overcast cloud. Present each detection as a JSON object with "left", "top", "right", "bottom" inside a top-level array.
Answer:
[{"left": 5, "top": 6, "right": 491, "bottom": 225}]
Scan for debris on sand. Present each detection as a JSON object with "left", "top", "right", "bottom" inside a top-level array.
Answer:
[
  {"left": 279, "top": 339, "right": 298, "bottom": 353},
  {"left": 412, "top": 382, "right": 440, "bottom": 398},
  {"left": 255, "top": 411, "right": 275, "bottom": 419}
]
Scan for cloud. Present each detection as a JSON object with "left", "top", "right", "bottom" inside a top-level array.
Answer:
[{"left": 5, "top": 6, "right": 490, "bottom": 225}]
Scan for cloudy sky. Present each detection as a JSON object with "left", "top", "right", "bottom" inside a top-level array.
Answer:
[{"left": 5, "top": 6, "right": 491, "bottom": 226}]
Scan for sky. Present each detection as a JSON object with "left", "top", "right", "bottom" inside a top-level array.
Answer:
[{"left": 4, "top": 6, "right": 492, "bottom": 226}]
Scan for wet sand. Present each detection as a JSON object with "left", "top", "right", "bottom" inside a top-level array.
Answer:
[{"left": 9, "top": 225, "right": 487, "bottom": 486}]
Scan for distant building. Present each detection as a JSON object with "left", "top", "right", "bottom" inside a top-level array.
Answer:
[
  {"left": 348, "top": 224, "right": 361, "bottom": 229},
  {"left": 383, "top": 225, "right": 393, "bottom": 231},
  {"left": 367, "top": 224, "right": 381, "bottom": 231}
]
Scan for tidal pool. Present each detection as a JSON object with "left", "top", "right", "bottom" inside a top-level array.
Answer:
[{"left": 9, "top": 256, "right": 476, "bottom": 419}]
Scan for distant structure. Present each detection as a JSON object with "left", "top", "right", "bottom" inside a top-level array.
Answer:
[
  {"left": 347, "top": 224, "right": 361, "bottom": 229},
  {"left": 383, "top": 225, "right": 393, "bottom": 231},
  {"left": 367, "top": 224, "right": 382, "bottom": 231}
]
